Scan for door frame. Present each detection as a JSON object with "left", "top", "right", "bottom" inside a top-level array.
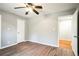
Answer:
[
  {"left": 77, "top": 11, "right": 79, "bottom": 56},
  {"left": 0, "top": 15, "right": 1, "bottom": 49}
]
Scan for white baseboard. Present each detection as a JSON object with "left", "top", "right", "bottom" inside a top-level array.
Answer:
[
  {"left": 0, "top": 43, "right": 18, "bottom": 49},
  {"left": 0, "top": 40, "right": 27, "bottom": 49},
  {"left": 28, "top": 40, "right": 58, "bottom": 47},
  {"left": 0, "top": 40, "right": 58, "bottom": 49}
]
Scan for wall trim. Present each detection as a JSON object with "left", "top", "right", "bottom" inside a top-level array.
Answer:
[
  {"left": 0, "top": 40, "right": 27, "bottom": 49},
  {"left": 28, "top": 40, "right": 58, "bottom": 47},
  {"left": 0, "top": 43, "right": 18, "bottom": 49},
  {"left": 0, "top": 40, "right": 58, "bottom": 49}
]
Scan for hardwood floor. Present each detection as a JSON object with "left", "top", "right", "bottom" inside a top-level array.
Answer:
[{"left": 0, "top": 41, "right": 75, "bottom": 56}]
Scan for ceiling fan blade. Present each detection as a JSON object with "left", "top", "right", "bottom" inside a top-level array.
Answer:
[
  {"left": 14, "top": 7, "right": 25, "bottom": 9},
  {"left": 25, "top": 12, "right": 29, "bottom": 15},
  {"left": 35, "top": 6, "right": 43, "bottom": 9},
  {"left": 32, "top": 9, "right": 39, "bottom": 15},
  {"left": 27, "top": 3, "right": 34, "bottom": 6}
]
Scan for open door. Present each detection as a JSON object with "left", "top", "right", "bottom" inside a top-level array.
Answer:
[{"left": 72, "top": 9, "right": 78, "bottom": 56}]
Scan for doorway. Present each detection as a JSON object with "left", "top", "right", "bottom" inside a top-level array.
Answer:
[
  {"left": 58, "top": 15, "right": 72, "bottom": 49},
  {"left": 58, "top": 9, "right": 78, "bottom": 56}
]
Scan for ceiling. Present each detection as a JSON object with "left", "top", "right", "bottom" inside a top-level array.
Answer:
[{"left": 0, "top": 3, "right": 79, "bottom": 18}]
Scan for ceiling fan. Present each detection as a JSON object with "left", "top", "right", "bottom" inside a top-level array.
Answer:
[{"left": 14, "top": 3, "right": 43, "bottom": 15}]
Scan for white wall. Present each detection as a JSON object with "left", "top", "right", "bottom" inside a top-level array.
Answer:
[
  {"left": 1, "top": 11, "right": 17, "bottom": 48},
  {"left": 28, "top": 15, "right": 58, "bottom": 47},
  {"left": 0, "top": 10, "right": 28, "bottom": 49}
]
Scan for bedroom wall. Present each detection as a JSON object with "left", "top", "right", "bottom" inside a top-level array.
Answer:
[
  {"left": 28, "top": 15, "right": 58, "bottom": 47},
  {"left": 0, "top": 10, "right": 17, "bottom": 48},
  {"left": 27, "top": 8, "right": 75, "bottom": 47},
  {"left": 0, "top": 10, "right": 28, "bottom": 48}
]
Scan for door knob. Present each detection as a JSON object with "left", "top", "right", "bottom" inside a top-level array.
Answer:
[{"left": 74, "top": 36, "right": 79, "bottom": 38}]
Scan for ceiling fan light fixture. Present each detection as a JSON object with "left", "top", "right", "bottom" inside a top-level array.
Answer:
[
  {"left": 28, "top": 7, "right": 33, "bottom": 12},
  {"left": 14, "top": 3, "right": 43, "bottom": 15}
]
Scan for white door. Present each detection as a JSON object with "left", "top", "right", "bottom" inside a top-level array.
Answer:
[
  {"left": 17, "top": 19, "right": 25, "bottom": 43},
  {"left": 72, "top": 9, "right": 78, "bottom": 56}
]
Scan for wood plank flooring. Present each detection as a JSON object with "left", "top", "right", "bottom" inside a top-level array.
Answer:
[{"left": 0, "top": 41, "right": 75, "bottom": 56}]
